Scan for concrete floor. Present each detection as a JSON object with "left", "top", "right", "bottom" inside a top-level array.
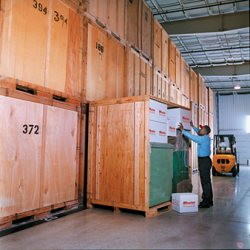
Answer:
[{"left": 1, "top": 165, "right": 250, "bottom": 249}]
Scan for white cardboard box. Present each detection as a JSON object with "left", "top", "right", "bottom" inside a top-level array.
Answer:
[
  {"left": 149, "top": 120, "right": 168, "bottom": 143},
  {"left": 149, "top": 99, "right": 168, "bottom": 124},
  {"left": 172, "top": 193, "right": 198, "bottom": 213},
  {"left": 167, "top": 119, "right": 177, "bottom": 137},
  {"left": 167, "top": 108, "right": 191, "bottom": 130}
]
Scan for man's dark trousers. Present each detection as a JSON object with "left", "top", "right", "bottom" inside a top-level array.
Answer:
[{"left": 198, "top": 156, "right": 213, "bottom": 205}]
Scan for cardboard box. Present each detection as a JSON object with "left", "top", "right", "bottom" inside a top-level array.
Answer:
[
  {"left": 149, "top": 99, "right": 168, "bottom": 124},
  {"left": 172, "top": 193, "right": 198, "bottom": 213},
  {"left": 167, "top": 108, "right": 191, "bottom": 130},
  {"left": 149, "top": 120, "right": 168, "bottom": 143},
  {"left": 167, "top": 119, "right": 177, "bottom": 137}
]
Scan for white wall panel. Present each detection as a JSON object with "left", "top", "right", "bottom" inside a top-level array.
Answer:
[{"left": 217, "top": 94, "right": 250, "bottom": 165}]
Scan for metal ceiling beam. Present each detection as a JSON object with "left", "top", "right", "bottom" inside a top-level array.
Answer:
[
  {"left": 161, "top": 11, "right": 249, "bottom": 35},
  {"left": 153, "top": 0, "right": 248, "bottom": 16},
  {"left": 193, "top": 64, "right": 250, "bottom": 76},
  {"left": 181, "top": 46, "right": 250, "bottom": 54}
]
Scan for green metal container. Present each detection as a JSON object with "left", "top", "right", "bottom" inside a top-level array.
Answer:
[{"left": 149, "top": 143, "right": 173, "bottom": 207}]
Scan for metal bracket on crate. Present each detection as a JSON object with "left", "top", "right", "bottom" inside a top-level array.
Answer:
[{"left": 42, "top": 215, "right": 58, "bottom": 222}]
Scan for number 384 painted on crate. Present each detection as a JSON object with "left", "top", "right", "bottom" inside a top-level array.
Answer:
[{"left": 23, "top": 125, "right": 39, "bottom": 135}]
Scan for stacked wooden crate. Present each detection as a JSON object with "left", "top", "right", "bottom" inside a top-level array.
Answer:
[
  {"left": 0, "top": 0, "right": 87, "bottom": 230},
  {"left": 208, "top": 87, "right": 214, "bottom": 140}
]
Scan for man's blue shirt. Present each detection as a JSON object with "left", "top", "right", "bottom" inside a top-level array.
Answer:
[{"left": 182, "top": 127, "right": 211, "bottom": 157}]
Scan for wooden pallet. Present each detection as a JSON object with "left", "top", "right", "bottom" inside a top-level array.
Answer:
[
  {"left": 88, "top": 201, "right": 172, "bottom": 219},
  {"left": 0, "top": 200, "right": 79, "bottom": 231},
  {"left": 0, "top": 75, "right": 82, "bottom": 106}
]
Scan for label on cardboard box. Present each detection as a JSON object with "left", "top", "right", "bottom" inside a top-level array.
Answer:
[{"left": 172, "top": 193, "right": 198, "bottom": 213}]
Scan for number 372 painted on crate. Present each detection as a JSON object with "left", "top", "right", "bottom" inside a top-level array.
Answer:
[
  {"left": 23, "top": 124, "right": 39, "bottom": 135},
  {"left": 33, "top": 0, "right": 68, "bottom": 25}
]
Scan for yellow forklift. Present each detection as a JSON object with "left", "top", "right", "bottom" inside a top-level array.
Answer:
[{"left": 213, "top": 135, "right": 239, "bottom": 177}]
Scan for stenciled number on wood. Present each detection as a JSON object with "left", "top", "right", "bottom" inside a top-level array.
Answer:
[
  {"left": 23, "top": 125, "right": 39, "bottom": 135},
  {"left": 54, "top": 11, "right": 67, "bottom": 25},
  {"left": 33, "top": 0, "right": 47, "bottom": 15},
  {"left": 96, "top": 42, "right": 104, "bottom": 53}
]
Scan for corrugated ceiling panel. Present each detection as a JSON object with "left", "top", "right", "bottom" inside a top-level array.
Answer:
[{"left": 219, "top": 94, "right": 250, "bottom": 131}]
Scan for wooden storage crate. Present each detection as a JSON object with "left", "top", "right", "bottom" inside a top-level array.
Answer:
[
  {"left": 181, "top": 57, "right": 190, "bottom": 96},
  {"left": 152, "top": 68, "right": 169, "bottom": 101},
  {"left": 162, "top": 29, "right": 170, "bottom": 77},
  {"left": 169, "top": 40, "right": 176, "bottom": 84},
  {"left": 198, "top": 73, "right": 205, "bottom": 109},
  {"left": 175, "top": 48, "right": 181, "bottom": 88},
  {"left": 153, "top": 17, "right": 162, "bottom": 70},
  {"left": 191, "top": 102, "right": 199, "bottom": 172},
  {"left": 205, "top": 87, "right": 208, "bottom": 112},
  {"left": 176, "top": 87, "right": 182, "bottom": 106},
  {"left": 82, "top": 20, "right": 126, "bottom": 102},
  {"left": 198, "top": 107, "right": 205, "bottom": 126},
  {"left": 0, "top": 85, "right": 86, "bottom": 229},
  {"left": 169, "top": 83, "right": 177, "bottom": 103},
  {"left": 87, "top": 95, "right": 187, "bottom": 218},
  {"left": 83, "top": 0, "right": 126, "bottom": 41},
  {"left": 0, "top": 0, "right": 84, "bottom": 99},
  {"left": 208, "top": 87, "right": 214, "bottom": 114},
  {"left": 189, "top": 68, "right": 198, "bottom": 104},
  {"left": 126, "top": 47, "right": 152, "bottom": 97},
  {"left": 209, "top": 112, "right": 214, "bottom": 139}
]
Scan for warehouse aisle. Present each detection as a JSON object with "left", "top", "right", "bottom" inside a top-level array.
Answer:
[{"left": 1, "top": 166, "right": 250, "bottom": 249}]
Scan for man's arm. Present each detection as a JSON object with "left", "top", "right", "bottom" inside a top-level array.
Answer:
[
  {"left": 177, "top": 122, "right": 203, "bottom": 144},
  {"left": 190, "top": 120, "right": 199, "bottom": 134}
]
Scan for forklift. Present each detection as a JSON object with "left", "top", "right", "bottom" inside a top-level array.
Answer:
[{"left": 213, "top": 135, "right": 239, "bottom": 177}]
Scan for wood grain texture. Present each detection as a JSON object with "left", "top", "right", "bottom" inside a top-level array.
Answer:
[
  {"left": 42, "top": 106, "right": 78, "bottom": 206},
  {"left": 169, "top": 40, "right": 176, "bottom": 83},
  {"left": 153, "top": 18, "right": 162, "bottom": 70},
  {"left": 176, "top": 48, "right": 181, "bottom": 88},
  {"left": 127, "top": 0, "right": 139, "bottom": 47},
  {"left": 141, "top": 1, "right": 152, "bottom": 58},
  {"left": 162, "top": 30, "right": 169, "bottom": 76},
  {"left": 0, "top": 96, "right": 43, "bottom": 217}
]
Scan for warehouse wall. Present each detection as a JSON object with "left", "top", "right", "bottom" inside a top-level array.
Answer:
[{"left": 214, "top": 93, "right": 250, "bottom": 165}]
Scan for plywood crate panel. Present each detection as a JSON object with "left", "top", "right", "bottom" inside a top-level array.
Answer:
[
  {"left": 180, "top": 57, "right": 186, "bottom": 94},
  {"left": 176, "top": 48, "right": 181, "bottom": 88},
  {"left": 126, "top": 47, "right": 152, "bottom": 97},
  {"left": 198, "top": 107, "right": 205, "bottom": 126},
  {"left": 141, "top": 0, "right": 153, "bottom": 59},
  {"left": 0, "top": 86, "right": 85, "bottom": 219},
  {"left": 153, "top": 18, "right": 162, "bottom": 70},
  {"left": 198, "top": 73, "right": 205, "bottom": 109},
  {"left": 0, "top": 0, "right": 83, "bottom": 98},
  {"left": 190, "top": 68, "right": 198, "bottom": 104},
  {"left": 208, "top": 87, "right": 214, "bottom": 114},
  {"left": 83, "top": 0, "right": 126, "bottom": 40},
  {"left": 152, "top": 68, "right": 169, "bottom": 101},
  {"left": 161, "top": 29, "right": 170, "bottom": 77},
  {"left": 83, "top": 22, "right": 126, "bottom": 101},
  {"left": 169, "top": 83, "right": 177, "bottom": 104},
  {"left": 87, "top": 95, "right": 188, "bottom": 217},
  {"left": 209, "top": 112, "right": 214, "bottom": 139},
  {"left": 169, "top": 40, "right": 176, "bottom": 84},
  {"left": 191, "top": 102, "right": 199, "bottom": 172},
  {"left": 205, "top": 87, "right": 208, "bottom": 112}
]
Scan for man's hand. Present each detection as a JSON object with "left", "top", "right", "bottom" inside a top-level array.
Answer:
[
  {"left": 190, "top": 120, "right": 194, "bottom": 128},
  {"left": 177, "top": 123, "right": 184, "bottom": 131}
]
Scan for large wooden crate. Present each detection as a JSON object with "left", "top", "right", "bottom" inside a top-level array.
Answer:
[
  {"left": 181, "top": 57, "right": 189, "bottom": 97},
  {"left": 208, "top": 87, "right": 214, "bottom": 114},
  {"left": 82, "top": 20, "right": 126, "bottom": 102},
  {"left": 175, "top": 48, "right": 181, "bottom": 88},
  {"left": 162, "top": 29, "right": 170, "bottom": 77},
  {"left": 126, "top": 47, "right": 152, "bottom": 97},
  {"left": 83, "top": 0, "right": 126, "bottom": 41},
  {"left": 0, "top": 85, "right": 86, "bottom": 230},
  {"left": 198, "top": 73, "right": 205, "bottom": 109},
  {"left": 209, "top": 112, "right": 214, "bottom": 139},
  {"left": 87, "top": 95, "right": 187, "bottom": 217},
  {"left": 189, "top": 68, "right": 198, "bottom": 104},
  {"left": 190, "top": 102, "right": 199, "bottom": 172},
  {"left": 0, "top": 0, "right": 84, "bottom": 99},
  {"left": 169, "top": 40, "right": 176, "bottom": 84},
  {"left": 153, "top": 18, "right": 162, "bottom": 70},
  {"left": 152, "top": 68, "right": 170, "bottom": 101}
]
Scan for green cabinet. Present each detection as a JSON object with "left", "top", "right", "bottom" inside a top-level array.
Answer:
[{"left": 149, "top": 143, "right": 173, "bottom": 207}]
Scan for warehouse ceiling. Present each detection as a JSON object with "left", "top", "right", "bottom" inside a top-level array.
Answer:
[{"left": 145, "top": 0, "right": 250, "bottom": 93}]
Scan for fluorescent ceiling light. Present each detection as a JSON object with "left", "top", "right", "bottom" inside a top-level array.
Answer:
[{"left": 234, "top": 86, "right": 241, "bottom": 90}]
